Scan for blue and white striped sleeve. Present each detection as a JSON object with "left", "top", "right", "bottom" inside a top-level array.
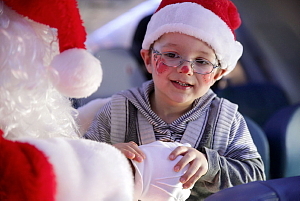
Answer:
[{"left": 83, "top": 101, "right": 112, "bottom": 144}]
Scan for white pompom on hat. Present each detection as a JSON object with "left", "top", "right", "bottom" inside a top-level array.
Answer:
[
  {"left": 3, "top": 0, "right": 102, "bottom": 98},
  {"left": 142, "top": 0, "right": 243, "bottom": 75}
]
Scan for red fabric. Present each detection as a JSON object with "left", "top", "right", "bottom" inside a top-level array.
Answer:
[
  {"left": 155, "top": 0, "right": 241, "bottom": 36},
  {"left": 3, "top": 0, "right": 86, "bottom": 52},
  {"left": 0, "top": 130, "right": 56, "bottom": 201}
]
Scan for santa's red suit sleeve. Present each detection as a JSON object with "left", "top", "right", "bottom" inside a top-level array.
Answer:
[{"left": 0, "top": 130, "right": 134, "bottom": 201}]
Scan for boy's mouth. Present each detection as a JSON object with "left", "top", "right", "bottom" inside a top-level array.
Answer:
[{"left": 172, "top": 80, "right": 193, "bottom": 87}]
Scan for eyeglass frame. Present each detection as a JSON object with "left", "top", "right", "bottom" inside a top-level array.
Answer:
[{"left": 151, "top": 48, "right": 220, "bottom": 75}]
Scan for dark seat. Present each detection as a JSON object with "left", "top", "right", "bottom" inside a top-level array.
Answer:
[
  {"left": 216, "top": 83, "right": 290, "bottom": 126},
  {"left": 244, "top": 116, "right": 270, "bottom": 179},
  {"left": 264, "top": 103, "right": 300, "bottom": 179},
  {"left": 204, "top": 176, "right": 300, "bottom": 201}
]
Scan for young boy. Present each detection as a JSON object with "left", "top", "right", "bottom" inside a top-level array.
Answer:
[{"left": 84, "top": 0, "right": 265, "bottom": 200}]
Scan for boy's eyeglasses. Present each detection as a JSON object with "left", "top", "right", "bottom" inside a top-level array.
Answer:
[{"left": 152, "top": 49, "right": 219, "bottom": 75}]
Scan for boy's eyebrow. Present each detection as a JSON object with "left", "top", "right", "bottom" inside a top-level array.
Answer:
[{"left": 161, "top": 43, "right": 178, "bottom": 48}]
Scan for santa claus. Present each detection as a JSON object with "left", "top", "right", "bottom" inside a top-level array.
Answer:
[{"left": 0, "top": 0, "right": 134, "bottom": 200}]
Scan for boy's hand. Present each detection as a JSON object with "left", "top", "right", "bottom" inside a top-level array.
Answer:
[
  {"left": 169, "top": 146, "right": 208, "bottom": 189},
  {"left": 113, "top": 141, "right": 146, "bottom": 163}
]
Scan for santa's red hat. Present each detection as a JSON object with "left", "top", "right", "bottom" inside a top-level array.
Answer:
[
  {"left": 3, "top": 0, "right": 102, "bottom": 98},
  {"left": 142, "top": 0, "right": 243, "bottom": 76}
]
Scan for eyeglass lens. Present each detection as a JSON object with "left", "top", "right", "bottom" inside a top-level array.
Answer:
[{"left": 160, "top": 52, "right": 215, "bottom": 74}]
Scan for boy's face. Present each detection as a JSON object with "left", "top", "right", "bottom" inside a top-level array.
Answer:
[{"left": 141, "top": 32, "right": 226, "bottom": 107}]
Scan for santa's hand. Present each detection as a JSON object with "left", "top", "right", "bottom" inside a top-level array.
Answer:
[
  {"left": 169, "top": 146, "right": 208, "bottom": 189},
  {"left": 113, "top": 142, "right": 146, "bottom": 163}
]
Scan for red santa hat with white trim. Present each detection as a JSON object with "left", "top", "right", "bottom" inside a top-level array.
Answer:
[
  {"left": 3, "top": 0, "right": 102, "bottom": 98},
  {"left": 142, "top": 0, "right": 243, "bottom": 76}
]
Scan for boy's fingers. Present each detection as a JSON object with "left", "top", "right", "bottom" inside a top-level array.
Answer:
[
  {"left": 125, "top": 148, "right": 144, "bottom": 162},
  {"left": 173, "top": 150, "right": 197, "bottom": 172},
  {"left": 179, "top": 159, "right": 200, "bottom": 181},
  {"left": 169, "top": 146, "right": 188, "bottom": 160},
  {"left": 129, "top": 141, "right": 138, "bottom": 146},
  {"left": 128, "top": 141, "right": 146, "bottom": 159},
  {"left": 122, "top": 149, "right": 135, "bottom": 159},
  {"left": 113, "top": 142, "right": 145, "bottom": 162},
  {"left": 174, "top": 157, "right": 191, "bottom": 172},
  {"left": 182, "top": 168, "right": 205, "bottom": 189},
  {"left": 124, "top": 142, "right": 145, "bottom": 162},
  {"left": 181, "top": 160, "right": 208, "bottom": 189}
]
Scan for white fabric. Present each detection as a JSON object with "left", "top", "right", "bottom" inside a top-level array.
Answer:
[
  {"left": 132, "top": 141, "right": 192, "bottom": 201},
  {"left": 142, "top": 2, "right": 243, "bottom": 76},
  {"left": 20, "top": 137, "right": 134, "bottom": 201}
]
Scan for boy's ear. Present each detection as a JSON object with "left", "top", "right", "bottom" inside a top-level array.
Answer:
[
  {"left": 213, "top": 68, "right": 227, "bottom": 80},
  {"left": 140, "top": 49, "right": 152, "bottom": 73},
  {"left": 210, "top": 68, "right": 227, "bottom": 86}
]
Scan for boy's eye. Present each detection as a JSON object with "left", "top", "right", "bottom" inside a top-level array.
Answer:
[
  {"left": 163, "top": 52, "right": 179, "bottom": 59},
  {"left": 195, "top": 59, "right": 210, "bottom": 65}
]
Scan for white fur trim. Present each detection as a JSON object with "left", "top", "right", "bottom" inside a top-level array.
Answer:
[
  {"left": 50, "top": 48, "right": 103, "bottom": 98},
  {"left": 20, "top": 137, "right": 134, "bottom": 201},
  {"left": 142, "top": 2, "right": 243, "bottom": 75}
]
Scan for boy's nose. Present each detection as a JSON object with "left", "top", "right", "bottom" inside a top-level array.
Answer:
[{"left": 178, "top": 62, "right": 193, "bottom": 75}]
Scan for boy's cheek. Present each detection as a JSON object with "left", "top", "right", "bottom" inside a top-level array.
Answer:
[
  {"left": 202, "top": 73, "right": 214, "bottom": 84},
  {"left": 155, "top": 62, "right": 169, "bottom": 74}
]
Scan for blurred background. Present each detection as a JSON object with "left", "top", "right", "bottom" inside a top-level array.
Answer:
[{"left": 77, "top": 0, "right": 146, "bottom": 34}]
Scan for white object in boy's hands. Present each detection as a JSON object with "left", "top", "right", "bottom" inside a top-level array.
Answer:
[{"left": 132, "top": 141, "right": 192, "bottom": 201}]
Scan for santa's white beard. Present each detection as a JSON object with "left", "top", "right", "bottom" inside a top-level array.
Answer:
[{"left": 0, "top": 4, "right": 79, "bottom": 140}]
